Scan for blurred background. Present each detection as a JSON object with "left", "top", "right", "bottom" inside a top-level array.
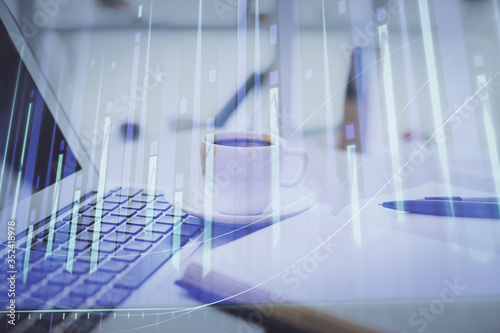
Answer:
[{"left": 4, "top": 0, "right": 500, "bottom": 211}]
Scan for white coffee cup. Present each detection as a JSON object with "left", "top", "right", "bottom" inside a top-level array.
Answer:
[{"left": 200, "top": 131, "right": 307, "bottom": 215}]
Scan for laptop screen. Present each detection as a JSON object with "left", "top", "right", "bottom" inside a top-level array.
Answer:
[{"left": 0, "top": 21, "right": 81, "bottom": 211}]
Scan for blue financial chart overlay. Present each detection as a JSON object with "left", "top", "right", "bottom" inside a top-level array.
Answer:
[{"left": 0, "top": 22, "right": 81, "bottom": 212}]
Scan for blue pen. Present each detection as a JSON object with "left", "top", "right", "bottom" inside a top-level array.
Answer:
[
  {"left": 423, "top": 196, "right": 500, "bottom": 202},
  {"left": 381, "top": 198, "right": 500, "bottom": 219}
]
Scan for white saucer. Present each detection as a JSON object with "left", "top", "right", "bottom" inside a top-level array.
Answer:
[{"left": 164, "top": 179, "right": 316, "bottom": 227}]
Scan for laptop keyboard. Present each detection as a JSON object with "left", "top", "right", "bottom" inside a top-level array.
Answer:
[{"left": 0, "top": 187, "right": 203, "bottom": 310}]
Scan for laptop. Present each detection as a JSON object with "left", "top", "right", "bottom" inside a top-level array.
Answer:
[{"left": 0, "top": 4, "right": 263, "bottom": 332}]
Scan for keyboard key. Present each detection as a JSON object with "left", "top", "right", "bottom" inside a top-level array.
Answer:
[
  {"left": 102, "top": 215, "right": 126, "bottom": 226},
  {"left": 96, "top": 241, "right": 121, "bottom": 253},
  {"left": 18, "top": 298, "right": 42, "bottom": 309},
  {"left": 132, "top": 194, "right": 156, "bottom": 204},
  {"left": 59, "top": 294, "right": 86, "bottom": 308},
  {"left": 87, "top": 224, "right": 116, "bottom": 234},
  {"left": 70, "top": 260, "right": 91, "bottom": 275},
  {"left": 111, "top": 208, "right": 137, "bottom": 219},
  {"left": 135, "top": 232, "right": 163, "bottom": 243},
  {"left": 151, "top": 234, "right": 183, "bottom": 253},
  {"left": 155, "top": 196, "right": 169, "bottom": 204},
  {"left": 82, "top": 209, "right": 109, "bottom": 219},
  {"left": 176, "top": 224, "right": 202, "bottom": 237},
  {"left": 96, "top": 288, "right": 131, "bottom": 306},
  {"left": 126, "top": 216, "right": 153, "bottom": 227},
  {"left": 20, "top": 239, "right": 44, "bottom": 253},
  {"left": 51, "top": 247, "right": 71, "bottom": 261},
  {"left": 48, "top": 225, "right": 87, "bottom": 244},
  {"left": 115, "top": 236, "right": 184, "bottom": 290},
  {"left": 63, "top": 213, "right": 78, "bottom": 222},
  {"left": 62, "top": 240, "right": 91, "bottom": 252},
  {"left": 121, "top": 201, "right": 146, "bottom": 210},
  {"left": 85, "top": 271, "right": 114, "bottom": 285},
  {"left": 114, "top": 188, "right": 142, "bottom": 197},
  {"left": 68, "top": 216, "right": 95, "bottom": 227},
  {"left": 156, "top": 234, "right": 190, "bottom": 253},
  {"left": 55, "top": 217, "right": 70, "bottom": 227},
  {"left": 116, "top": 224, "right": 143, "bottom": 235},
  {"left": 124, "top": 241, "right": 152, "bottom": 252},
  {"left": 99, "top": 259, "right": 129, "bottom": 273},
  {"left": 78, "top": 205, "right": 91, "bottom": 214},
  {"left": 164, "top": 206, "right": 187, "bottom": 217},
  {"left": 146, "top": 223, "right": 172, "bottom": 234},
  {"left": 60, "top": 224, "right": 88, "bottom": 236},
  {"left": 90, "top": 193, "right": 113, "bottom": 206},
  {"left": 28, "top": 216, "right": 65, "bottom": 231},
  {"left": 114, "top": 266, "right": 156, "bottom": 290},
  {"left": 104, "top": 196, "right": 129, "bottom": 204},
  {"left": 137, "top": 209, "right": 162, "bottom": 219},
  {"left": 32, "top": 283, "right": 64, "bottom": 298},
  {"left": 94, "top": 201, "right": 119, "bottom": 211},
  {"left": 16, "top": 282, "right": 31, "bottom": 294},
  {"left": 183, "top": 216, "right": 204, "bottom": 226},
  {"left": 70, "top": 281, "right": 100, "bottom": 297},
  {"left": 32, "top": 223, "right": 67, "bottom": 244},
  {"left": 90, "top": 198, "right": 101, "bottom": 206},
  {"left": 24, "top": 249, "right": 45, "bottom": 263},
  {"left": 52, "top": 272, "right": 80, "bottom": 286},
  {"left": 32, "top": 259, "right": 64, "bottom": 273},
  {"left": 155, "top": 215, "right": 179, "bottom": 225},
  {"left": 76, "top": 216, "right": 95, "bottom": 227},
  {"left": 29, "top": 230, "right": 50, "bottom": 245},
  {"left": 75, "top": 231, "right": 103, "bottom": 243},
  {"left": 51, "top": 232, "right": 71, "bottom": 244},
  {"left": 79, "top": 251, "right": 108, "bottom": 263},
  {"left": 146, "top": 202, "right": 171, "bottom": 212},
  {"left": 112, "top": 250, "right": 141, "bottom": 263},
  {"left": 25, "top": 270, "right": 45, "bottom": 283},
  {"left": 103, "top": 233, "right": 132, "bottom": 245}
]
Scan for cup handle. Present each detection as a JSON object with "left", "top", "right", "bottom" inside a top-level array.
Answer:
[{"left": 280, "top": 148, "right": 308, "bottom": 187}]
